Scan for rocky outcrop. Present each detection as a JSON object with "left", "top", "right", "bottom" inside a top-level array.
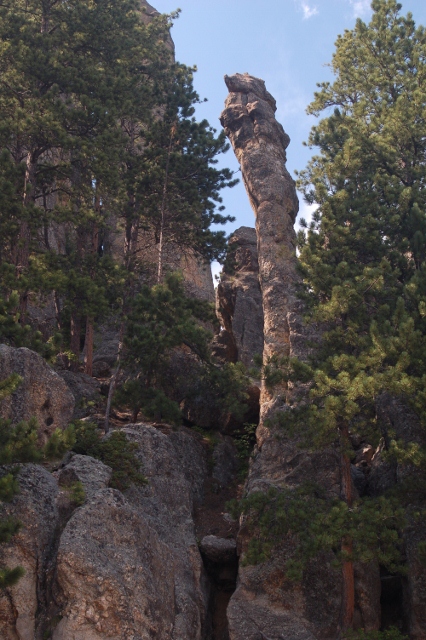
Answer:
[
  {"left": 52, "top": 424, "right": 211, "bottom": 639},
  {"left": 1, "top": 424, "right": 232, "bottom": 639},
  {"left": 220, "top": 73, "right": 303, "bottom": 432},
  {"left": 0, "top": 465, "right": 60, "bottom": 640},
  {"left": 0, "top": 345, "right": 74, "bottom": 442},
  {"left": 53, "top": 488, "right": 181, "bottom": 640},
  {"left": 220, "top": 74, "right": 367, "bottom": 640},
  {"left": 212, "top": 226, "right": 263, "bottom": 368}
]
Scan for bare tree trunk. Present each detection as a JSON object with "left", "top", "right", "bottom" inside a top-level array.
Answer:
[
  {"left": 16, "top": 152, "right": 36, "bottom": 322},
  {"left": 84, "top": 318, "right": 94, "bottom": 376},
  {"left": 339, "top": 424, "right": 355, "bottom": 634},
  {"left": 84, "top": 195, "right": 100, "bottom": 376},
  {"left": 70, "top": 313, "right": 81, "bottom": 372},
  {"left": 104, "top": 324, "right": 124, "bottom": 433},
  {"left": 157, "top": 128, "right": 175, "bottom": 284}
]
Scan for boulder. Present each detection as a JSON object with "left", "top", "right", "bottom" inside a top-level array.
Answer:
[
  {"left": 57, "top": 454, "right": 112, "bottom": 500},
  {"left": 200, "top": 536, "right": 237, "bottom": 564},
  {"left": 0, "top": 345, "right": 74, "bottom": 443},
  {"left": 57, "top": 370, "right": 101, "bottom": 420},
  {"left": 53, "top": 425, "right": 211, "bottom": 639},
  {"left": 53, "top": 489, "right": 178, "bottom": 640}
]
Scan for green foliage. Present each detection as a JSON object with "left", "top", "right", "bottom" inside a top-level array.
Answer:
[
  {"left": 233, "top": 423, "right": 257, "bottom": 480},
  {"left": 115, "top": 382, "right": 182, "bottom": 425},
  {"left": 0, "top": 417, "right": 41, "bottom": 465},
  {"left": 115, "top": 272, "right": 215, "bottom": 422},
  {"left": 0, "top": 471, "right": 20, "bottom": 503},
  {"left": 43, "top": 427, "right": 76, "bottom": 461},
  {"left": 0, "top": 373, "right": 21, "bottom": 402},
  {"left": 0, "top": 516, "right": 21, "bottom": 545},
  {"left": 201, "top": 362, "right": 250, "bottom": 423},
  {"left": 68, "top": 481, "right": 85, "bottom": 507},
  {"left": 294, "top": 0, "right": 426, "bottom": 443},
  {"left": 0, "top": 0, "right": 236, "bottom": 366},
  {"left": 231, "top": 486, "right": 405, "bottom": 580},
  {"left": 72, "top": 421, "right": 147, "bottom": 491},
  {"left": 0, "top": 565, "right": 25, "bottom": 590}
]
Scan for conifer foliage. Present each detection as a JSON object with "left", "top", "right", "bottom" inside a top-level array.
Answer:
[
  {"left": 237, "top": 0, "right": 426, "bottom": 633},
  {"left": 0, "top": 0, "right": 235, "bottom": 369}
]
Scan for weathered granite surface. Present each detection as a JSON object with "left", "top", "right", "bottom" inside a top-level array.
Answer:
[
  {"left": 212, "top": 226, "right": 264, "bottom": 369},
  {"left": 0, "top": 345, "right": 74, "bottom": 443}
]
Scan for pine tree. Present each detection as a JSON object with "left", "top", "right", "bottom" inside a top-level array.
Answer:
[
  {"left": 236, "top": 1, "right": 426, "bottom": 634},
  {"left": 114, "top": 272, "right": 213, "bottom": 423},
  {"left": 0, "top": 0, "right": 173, "bottom": 361}
]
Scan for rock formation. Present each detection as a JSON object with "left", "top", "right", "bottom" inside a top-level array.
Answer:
[
  {"left": 0, "top": 405, "right": 244, "bottom": 639},
  {"left": 212, "top": 226, "right": 264, "bottom": 368},
  {"left": 0, "top": 345, "right": 74, "bottom": 442},
  {"left": 220, "top": 73, "right": 305, "bottom": 436},
  {"left": 220, "top": 74, "right": 378, "bottom": 640}
]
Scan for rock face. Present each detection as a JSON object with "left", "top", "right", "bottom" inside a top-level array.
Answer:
[
  {"left": 0, "top": 345, "right": 75, "bottom": 442},
  {"left": 0, "top": 424, "right": 226, "bottom": 640},
  {"left": 0, "top": 465, "right": 60, "bottom": 640},
  {"left": 212, "top": 226, "right": 264, "bottom": 368},
  {"left": 53, "top": 424, "right": 211, "bottom": 640}
]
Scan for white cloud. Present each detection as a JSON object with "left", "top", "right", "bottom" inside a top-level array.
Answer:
[
  {"left": 349, "top": 0, "right": 372, "bottom": 18},
  {"left": 299, "top": 1, "right": 319, "bottom": 19},
  {"left": 296, "top": 199, "right": 318, "bottom": 229},
  {"left": 211, "top": 261, "right": 222, "bottom": 288}
]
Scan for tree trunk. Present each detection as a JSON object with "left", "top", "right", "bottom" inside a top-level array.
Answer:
[
  {"left": 104, "top": 324, "right": 124, "bottom": 433},
  {"left": 16, "top": 152, "right": 36, "bottom": 322},
  {"left": 70, "top": 312, "right": 81, "bottom": 372},
  {"left": 84, "top": 198, "right": 100, "bottom": 377},
  {"left": 84, "top": 317, "right": 94, "bottom": 376},
  {"left": 339, "top": 424, "right": 355, "bottom": 633},
  {"left": 157, "top": 127, "right": 175, "bottom": 284}
]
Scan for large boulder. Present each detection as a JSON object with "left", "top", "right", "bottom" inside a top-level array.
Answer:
[
  {"left": 53, "top": 425, "right": 211, "bottom": 639},
  {"left": 52, "top": 489, "right": 179, "bottom": 640},
  {"left": 56, "top": 369, "right": 101, "bottom": 420},
  {"left": 0, "top": 345, "right": 74, "bottom": 442}
]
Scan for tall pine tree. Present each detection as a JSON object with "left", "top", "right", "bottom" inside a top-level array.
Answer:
[{"left": 236, "top": 1, "right": 426, "bottom": 634}]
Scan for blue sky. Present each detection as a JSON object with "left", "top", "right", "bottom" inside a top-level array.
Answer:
[{"left": 152, "top": 0, "right": 426, "bottom": 275}]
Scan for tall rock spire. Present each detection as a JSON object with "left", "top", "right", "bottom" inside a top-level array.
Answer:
[
  {"left": 220, "top": 73, "right": 350, "bottom": 640},
  {"left": 220, "top": 72, "right": 303, "bottom": 434}
]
